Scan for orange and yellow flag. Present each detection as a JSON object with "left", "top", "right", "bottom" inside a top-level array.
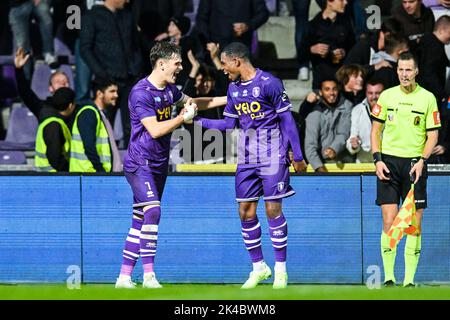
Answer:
[{"left": 386, "top": 184, "right": 420, "bottom": 249}]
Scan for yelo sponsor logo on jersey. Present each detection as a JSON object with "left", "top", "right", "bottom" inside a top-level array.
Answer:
[
  {"left": 157, "top": 106, "right": 171, "bottom": 120},
  {"left": 234, "top": 101, "right": 265, "bottom": 120}
]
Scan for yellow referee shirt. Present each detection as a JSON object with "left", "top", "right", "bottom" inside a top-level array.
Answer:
[{"left": 371, "top": 84, "right": 441, "bottom": 158}]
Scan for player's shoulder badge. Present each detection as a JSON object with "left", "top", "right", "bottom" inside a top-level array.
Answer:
[
  {"left": 252, "top": 87, "right": 260, "bottom": 98},
  {"left": 372, "top": 104, "right": 381, "bottom": 117},
  {"left": 261, "top": 76, "right": 270, "bottom": 81}
]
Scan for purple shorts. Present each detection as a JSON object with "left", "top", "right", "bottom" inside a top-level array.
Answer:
[
  {"left": 124, "top": 165, "right": 168, "bottom": 208},
  {"left": 235, "top": 164, "right": 295, "bottom": 202}
]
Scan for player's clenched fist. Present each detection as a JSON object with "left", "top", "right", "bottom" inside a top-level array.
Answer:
[{"left": 182, "top": 98, "right": 198, "bottom": 124}]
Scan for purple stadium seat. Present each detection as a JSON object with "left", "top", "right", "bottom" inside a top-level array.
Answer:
[
  {"left": 54, "top": 38, "right": 75, "bottom": 64},
  {"left": 0, "top": 150, "right": 26, "bottom": 164},
  {"left": 0, "top": 105, "right": 38, "bottom": 150},
  {"left": 0, "top": 64, "right": 18, "bottom": 99},
  {"left": 31, "top": 62, "right": 75, "bottom": 100}
]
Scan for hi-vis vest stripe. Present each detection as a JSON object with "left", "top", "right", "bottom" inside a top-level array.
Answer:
[
  {"left": 69, "top": 105, "right": 111, "bottom": 172},
  {"left": 34, "top": 117, "right": 71, "bottom": 172}
]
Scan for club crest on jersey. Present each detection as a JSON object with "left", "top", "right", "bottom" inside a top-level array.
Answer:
[
  {"left": 277, "top": 182, "right": 284, "bottom": 192},
  {"left": 414, "top": 116, "right": 420, "bottom": 126},
  {"left": 232, "top": 92, "right": 239, "bottom": 97},
  {"left": 154, "top": 96, "right": 161, "bottom": 102},
  {"left": 243, "top": 90, "right": 248, "bottom": 97},
  {"left": 388, "top": 114, "right": 394, "bottom": 122},
  {"left": 252, "top": 87, "right": 260, "bottom": 98}
]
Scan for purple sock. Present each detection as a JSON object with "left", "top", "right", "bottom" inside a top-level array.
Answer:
[
  {"left": 140, "top": 206, "right": 161, "bottom": 271},
  {"left": 120, "top": 210, "right": 144, "bottom": 276},
  {"left": 241, "top": 217, "right": 264, "bottom": 263},
  {"left": 268, "top": 213, "right": 288, "bottom": 262}
]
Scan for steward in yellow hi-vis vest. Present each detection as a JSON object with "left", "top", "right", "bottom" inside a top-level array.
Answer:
[
  {"left": 370, "top": 52, "right": 440, "bottom": 288},
  {"left": 34, "top": 87, "right": 76, "bottom": 172},
  {"left": 69, "top": 78, "right": 121, "bottom": 172},
  {"left": 35, "top": 117, "right": 71, "bottom": 172},
  {"left": 69, "top": 105, "right": 111, "bottom": 172}
]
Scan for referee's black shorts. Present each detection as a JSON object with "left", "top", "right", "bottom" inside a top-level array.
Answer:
[{"left": 376, "top": 154, "right": 428, "bottom": 209}]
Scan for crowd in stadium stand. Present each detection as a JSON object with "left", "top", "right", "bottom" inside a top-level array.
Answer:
[{"left": 0, "top": 0, "right": 449, "bottom": 171}]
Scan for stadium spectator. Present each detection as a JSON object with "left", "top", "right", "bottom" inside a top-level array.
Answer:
[
  {"left": 335, "top": 64, "right": 366, "bottom": 105},
  {"left": 194, "top": 0, "right": 269, "bottom": 50},
  {"left": 417, "top": 16, "right": 450, "bottom": 164},
  {"left": 80, "top": 0, "right": 143, "bottom": 148},
  {"left": 346, "top": 78, "right": 384, "bottom": 163},
  {"left": 345, "top": 17, "right": 402, "bottom": 78},
  {"left": 8, "top": 0, "right": 57, "bottom": 80},
  {"left": 69, "top": 78, "right": 123, "bottom": 173},
  {"left": 301, "top": 0, "right": 355, "bottom": 89},
  {"left": 417, "top": 15, "right": 450, "bottom": 108},
  {"left": 114, "top": 41, "right": 226, "bottom": 289},
  {"left": 369, "top": 33, "right": 409, "bottom": 89},
  {"left": 304, "top": 78, "right": 353, "bottom": 172},
  {"left": 154, "top": 15, "right": 203, "bottom": 86},
  {"left": 132, "top": 0, "right": 187, "bottom": 42},
  {"left": 423, "top": 0, "right": 450, "bottom": 86},
  {"left": 293, "top": 0, "right": 368, "bottom": 81},
  {"left": 391, "top": 0, "right": 435, "bottom": 51},
  {"left": 182, "top": 50, "right": 226, "bottom": 163},
  {"left": 194, "top": 42, "right": 307, "bottom": 289},
  {"left": 34, "top": 87, "right": 76, "bottom": 172},
  {"left": 72, "top": 1, "right": 94, "bottom": 106},
  {"left": 14, "top": 47, "right": 70, "bottom": 120}
]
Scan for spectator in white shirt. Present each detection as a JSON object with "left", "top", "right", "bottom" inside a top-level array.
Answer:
[{"left": 346, "top": 78, "right": 384, "bottom": 163}]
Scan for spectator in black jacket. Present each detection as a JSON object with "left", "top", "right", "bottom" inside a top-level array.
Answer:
[
  {"left": 80, "top": 0, "right": 143, "bottom": 148},
  {"left": 181, "top": 50, "right": 226, "bottom": 163},
  {"left": 391, "top": 0, "right": 435, "bottom": 51},
  {"left": 345, "top": 17, "right": 402, "bottom": 79},
  {"left": 418, "top": 16, "right": 450, "bottom": 164},
  {"left": 417, "top": 15, "right": 450, "bottom": 108},
  {"left": 335, "top": 64, "right": 366, "bottom": 106},
  {"left": 154, "top": 15, "right": 203, "bottom": 86},
  {"left": 301, "top": 0, "right": 355, "bottom": 89},
  {"left": 14, "top": 47, "right": 71, "bottom": 121},
  {"left": 369, "top": 33, "right": 409, "bottom": 90},
  {"left": 194, "top": 0, "right": 269, "bottom": 50}
]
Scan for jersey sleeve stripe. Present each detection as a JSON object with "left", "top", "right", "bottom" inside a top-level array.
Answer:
[
  {"left": 275, "top": 104, "right": 292, "bottom": 113},
  {"left": 223, "top": 112, "right": 239, "bottom": 118},
  {"left": 371, "top": 116, "right": 385, "bottom": 123}
]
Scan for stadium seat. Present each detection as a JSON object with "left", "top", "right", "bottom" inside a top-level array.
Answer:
[
  {"left": 54, "top": 38, "right": 75, "bottom": 64},
  {"left": 0, "top": 64, "right": 18, "bottom": 99},
  {"left": 0, "top": 105, "right": 38, "bottom": 150},
  {"left": 0, "top": 150, "right": 27, "bottom": 164},
  {"left": 31, "top": 62, "right": 75, "bottom": 100}
]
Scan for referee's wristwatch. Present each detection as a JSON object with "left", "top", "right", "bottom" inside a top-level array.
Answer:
[{"left": 420, "top": 156, "right": 428, "bottom": 164}]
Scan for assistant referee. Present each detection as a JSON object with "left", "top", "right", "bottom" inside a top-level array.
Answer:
[{"left": 370, "top": 51, "right": 441, "bottom": 288}]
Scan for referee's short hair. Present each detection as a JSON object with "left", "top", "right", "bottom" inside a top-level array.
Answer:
[
  {"left": 398, "top": 51, "right": 418, "bottom": 68},
  {"left": 222, "top": 42, "right": 250, "bottom": 62},
  {"left": 149, "top": 41, "right": 182, "bottom": 68}
]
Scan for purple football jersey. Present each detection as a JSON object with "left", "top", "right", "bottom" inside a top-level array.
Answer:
[
  {"left": 223, "top": 69, "right": 292, "bottom": 167},
  {"left": 123, "top": 77, "right": 184, "bottom": 171}
]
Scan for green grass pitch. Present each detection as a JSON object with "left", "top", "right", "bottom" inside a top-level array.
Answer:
[{"left": 1, "top": 283, "right": 450, "bottom": 300}]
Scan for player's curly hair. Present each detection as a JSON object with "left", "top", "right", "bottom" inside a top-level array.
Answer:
[
  {"left": 149, "top": 41, "right": 182, "bottom": 68},
  {"left": 222, "top": 42, "right": 250, "bottom": 62}
]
